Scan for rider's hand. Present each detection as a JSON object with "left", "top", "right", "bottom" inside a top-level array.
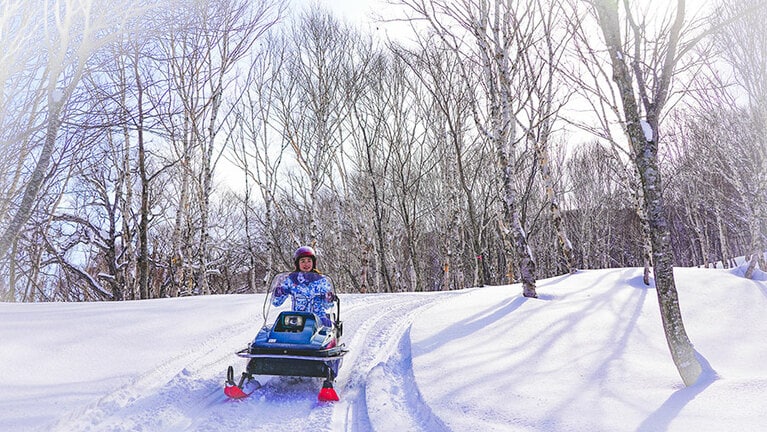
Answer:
[
  {"left": 325, "top": 291, "right": 335, "bottom": 302},
  {"left": 275, "top": 286, "right": 286, "bottom": 297}
]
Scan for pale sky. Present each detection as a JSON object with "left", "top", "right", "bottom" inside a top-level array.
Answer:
[
  {"left": 299, "top": 0, "right": 717, "bottom": 22},
  {"left": 291, "top": 0, "right": 411, "bottom": 39},
  {"left": 292, "top": 0, "right": 718, "bottom": 43}
]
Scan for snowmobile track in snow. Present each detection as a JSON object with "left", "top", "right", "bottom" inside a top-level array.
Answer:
[
  {"left": 364, "top": 327, "right": 450, "bottom": 432},
  {"left": 44, "top": 317, "right": 256, "bottom": 432},
  {"left": 42, "top": 291, "right": 461, "bottom": 432},
  {"left": 331, "top": 292, "right": 461, "bottom": 432}
]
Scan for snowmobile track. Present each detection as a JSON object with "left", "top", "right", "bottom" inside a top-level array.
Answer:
[
  {"left": 45, "top": 317, "right": 256, "bottom": 432},
  {"left": 42, "top": 291, "right": 461, "bottom": 432},
  {"left": 365, "top": 327, "right": 450, "bottom": 432},
  {"left": 330, "top": 292, "right": 462, "bottom": 432}
]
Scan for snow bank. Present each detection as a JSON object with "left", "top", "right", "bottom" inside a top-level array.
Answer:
[{"left": 409, "top": 267, "right": 767, "bottom": 432}]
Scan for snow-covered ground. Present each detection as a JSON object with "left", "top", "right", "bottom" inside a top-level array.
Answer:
[{"left": 1, "top": 266, "right": 765, "bottom": 431}]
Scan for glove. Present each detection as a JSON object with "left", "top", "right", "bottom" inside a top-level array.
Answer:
[
  {"left": 274, "top": 285, "right": 286, "bottom": 297},
  {"left": 325, "top": 291, "right": 335, "bottom": 302}
]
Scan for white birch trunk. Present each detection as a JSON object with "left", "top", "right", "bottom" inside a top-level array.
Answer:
[{"left": 594, "top": 0, "right": 702, "bottom": 386}]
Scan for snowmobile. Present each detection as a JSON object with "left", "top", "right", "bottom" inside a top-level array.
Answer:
[{"left": 224, "top": 272, "right": 348, "bottom": 402}]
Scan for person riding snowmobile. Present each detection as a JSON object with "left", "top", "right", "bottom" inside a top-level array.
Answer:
[{"left": 272, "top": 246, "right": 335, "bottom": 326}]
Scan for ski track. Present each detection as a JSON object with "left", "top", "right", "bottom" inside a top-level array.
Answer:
[{"left": 41, "top": 292, "right": 461, "bottom": 431}]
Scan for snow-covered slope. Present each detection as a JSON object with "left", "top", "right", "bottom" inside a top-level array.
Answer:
[
  {"left": 1, "top": 267, "right": 765, "bottom": 431},
  {"left": 410, "top": 267, "right": 767, "bottom": 431}
]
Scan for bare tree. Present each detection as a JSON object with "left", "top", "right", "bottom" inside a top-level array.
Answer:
[
  {"left": 524, "top": 0, "right": 577, "bottom": 274},
  {"left": 660, "top": 101, "right": 746, "bottom": 269},
  {"left": 0, "top": 0, "right": 158, "bottom": 302},
  {"left": 161, "top": 0, "right": 284, "bottom": 296},
  {"left": 563, "top": 141, "right": 637, "bottom": 269},
  {"left": 0, "top": 2, "right": 45, "bottom": 253},
  {"left": 398, "top": 0, "right": 543, "bottom": 297},
  {"left": 714, "top": 0, "right": 767, "bottom": 277},
  {"left": 382, "top": 57, "right": 440, "bottom": 292},
  {"left": 589, "top": 0, "right": 703, "bottom": 386},
  {"left": 394, "top": 36, "right": 493, "bottom": 288},
  {"left": 228, "top": 32, "right": 290, "bottom": 291},
  {"left": 276, "top": 9, "right": 358, "bottom": 248},
  {"left": 680, "top": 72, "right": 766, "bottom": 274},
  {"left": 564, "top": 1, "right": 656, "bottom": 284},
  {"left": 346, "top": 53, "right": 397, "bottom": 292},
  {"left": 0, "top": 0, "right": 137, "bottom": 269},
  {"left": 328, "top": 38, "right": 382, "bottom": 293}
]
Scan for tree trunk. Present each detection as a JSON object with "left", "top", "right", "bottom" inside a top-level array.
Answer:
[
  {"left": 484, "top": 29, "right": 537, "bottom": 297},
  {"left": 641, "top": 150, "right": 702, "bottom": 386},
  {"left": 135, "top": 63, "right": 151, "bottom": 300},
  {"left": 630, "top": 173, "right": 654, "bottom": 283},
  {"left": 536, "top": 134, "right": 576, "bottom": 274},
  {"left": 595, "top": 0, "right": 702, "bottom": 386},
  {"left": 744, "top": 212, "right": 763, "bottom": 279},
  {"left": 684, "top": 198, "right": 706, "bottom": 267},
  {"left": 365, "top": 140, "right": 394, "bottom": 293},
  {"left": 5, "top": 239, "right": 18, "bottom": 302},
  {"left": 358, "top": 240, "right": 371, "bottom": 293},
  {"left": 171, "top": 127, "right": 193, "bottom": 297},
  {"left": 714, "top": 203, "right": 730, "bottom": 269},
  {"left": 496, "top": 128, "right": 536, "bottom": 296},
  {"left": 449, "top": 124, "right": 485, "bottom": 287},
  {"left": 0, "top": 91, "right": 63, "bottom": 259},
  {"left": 120, "top": 115, "right": 136, "bottom": 299}
]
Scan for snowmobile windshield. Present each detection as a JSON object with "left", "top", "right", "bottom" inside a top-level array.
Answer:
[{"left": 262, "top": 272, "right": 337, "bottom": 328}]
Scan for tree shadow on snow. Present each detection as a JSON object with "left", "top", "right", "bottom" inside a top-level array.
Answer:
[
  {"left": 636, "top": 350, "right": 719, "bottom": 432},
  {"left": 412, "top": 296, "right": 530, "bottom": 355}
]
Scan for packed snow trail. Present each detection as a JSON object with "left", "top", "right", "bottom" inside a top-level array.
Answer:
[
  {"left": 39, "top": 290, "right": 463, "bottom": 432},
  {"left": 330, "top": 293, "right": 457, "bottom": 432},
  {"left": 46, "top": 312, "right": 255, "bottom": 432},
  {"left": 363, "top": 327, "right": 450, "bottom": 432}
]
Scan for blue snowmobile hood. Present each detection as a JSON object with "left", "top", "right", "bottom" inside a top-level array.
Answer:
[{"left": 252, "top": 311, "right": 333, "bottom": 351}]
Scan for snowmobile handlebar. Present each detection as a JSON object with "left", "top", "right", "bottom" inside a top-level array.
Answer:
[{"left": 334, "top": 293, "right": 341, "bottom": 325}]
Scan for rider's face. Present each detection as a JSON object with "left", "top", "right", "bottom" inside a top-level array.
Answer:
[{"left": 298, "top": 257, "right": 313, "bottom": 272}]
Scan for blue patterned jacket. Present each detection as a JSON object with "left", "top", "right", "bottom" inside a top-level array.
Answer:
[{"left": 272, "top": 271, "right": 334, "bottom": 326}]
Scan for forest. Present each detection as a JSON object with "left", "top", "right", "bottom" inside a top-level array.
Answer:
[{"left": 0, "top": 0, "right": 765, "bottom": 303}]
